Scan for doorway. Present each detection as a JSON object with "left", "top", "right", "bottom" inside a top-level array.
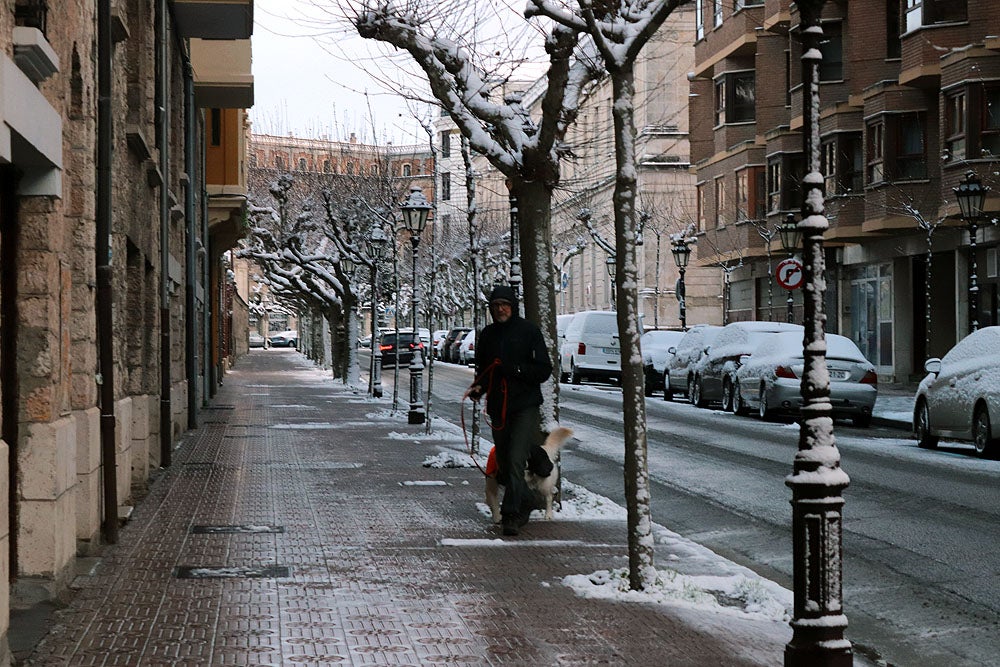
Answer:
[{"left": 0, "top": 166, "right": 21, "bottom": 582}]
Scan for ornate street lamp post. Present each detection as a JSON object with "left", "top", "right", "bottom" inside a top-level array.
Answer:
[
  {"left": 954, "top": 171, "right": 989, "bottom": 334},
  {"left": 779, "top": 213, "right": 803, "bottom": 324},
  {"left": 785, "top": 2, "right": 852, "bottom": 665},
  {"left": 368, "top": 226, "right": 388, "bottom": 398},
  {"left": 400, "top": 186, "right": 432, "bottom": 425},
  {"left": 605, "top": 254, "right": 617, "bottom": 309},
  {"left": 671, "top": 238, "right": 691, "bottom": 331}
]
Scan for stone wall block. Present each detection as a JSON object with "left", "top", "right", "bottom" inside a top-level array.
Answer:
[
  {"left": 148, "top": 399, "right": 161, "bottom": 470},
  {"left": 18, "top": 417, "right": 77, "bottom": 501},
  {"left": 19, "top": 251, "right": 60, "bottom": 297},
  {"left": 114, "top": 397, "right": 133, "bottom": 505},
  {"left": 130, "top": 395, "right": 150, "bottom": 483},
  {"left": 0, "top": 441, "right": 8, "bottom": 539},
  {"left": 18, "top": 494, "right": 76, "bottom": 581},
  {"left": 73, "top": 408, "right": 101, "bottom": 545}
]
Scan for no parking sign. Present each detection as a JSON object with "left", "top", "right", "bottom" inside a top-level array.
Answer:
[{"left": 776, "top": 258, "right": 804, "bottom": 291}]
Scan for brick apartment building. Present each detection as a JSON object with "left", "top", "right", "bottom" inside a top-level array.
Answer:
[
  {"left": 689, "top": 0, "right": 1000, "bottom": 381},
  {"left": 1, "top": 1, "right": 254, "bottom": 661}
]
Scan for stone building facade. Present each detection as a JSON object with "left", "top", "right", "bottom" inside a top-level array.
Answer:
[
  {"left": 689, "top": 0, "right": 1000, "bottom": 380},
  {"left": 0, "top": 2, "right": 254, "bottom": 662}
]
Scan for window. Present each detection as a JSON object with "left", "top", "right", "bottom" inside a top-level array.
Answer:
[
  {"left": 210, "top": 109, "right": 221, "bottom": 146},
  {"left": 866, "top": 121, "right": 884, "bottom": 184},
  {"left": 323, "top": 159, "right": 331, "bottom": 173},
  {"left": 249, "top": 154, "right": 257, "bottom": 168},
  {"left": 897, "top": 113, "right": 925, "bottom": 180},
  {"left": 346, "top": 162, "right": 354, "bottom": 175},
  {"left": 735, "top": 0, "right": 764, "bottom": 8},
  {"left": 982, "top": 86, "right": 1000, "bottom": 158},
  {"left": 736, "top": 166, "right": 766, "bottom": 221},
  {"left": 275, "top": 156, "right": 284, "bottom": 170},
  {"left": 441, "top": 172, "right": 451, "bottom": 201},
  {"left": 822, "top": 133, "right": 863, "bottom": 195},
  {"left": 886, "top": 0, "right": 901, "bottom": 58},
  {"left": 403, "top": 163, "right": 411, "bottom": 177},
  {"left": 905, "top": 0, "right": 967, "bottom": 32},
  {"left": 696, "top": 0, "right": 704, "bottom": 39},
  {"left": 945, "top": 92, "right": 966, "bottom": 161},
  {"left": 441, "top": 214, "right": 452, "bottom": 239},
  {"left": 818, "top": 22, "right": 843, "bottom": 82},
  {"left": 767, "top": 154, "right": 804, "bottom": 212},
  {"left": 714, "top": 71, "right": 755, "bottom": 125},
  {"left": 697, "top": 182, "right": 706, "bottom": 231},
  {"left": 298, "top": 157, "right": 307, "bottom": 171},
  {"left": 714, "top": 176, "right": 726, "bottom": 227},
  {"left": 440, "top": 131, "right": 451, "bottom": 158},
  {"left": 713, "top": 0, "right": 723, "bottom": 27}
]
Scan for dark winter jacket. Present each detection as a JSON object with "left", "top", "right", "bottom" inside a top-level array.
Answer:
[{"left": 475, "top": 290, "right": 553, "bottom": 424}]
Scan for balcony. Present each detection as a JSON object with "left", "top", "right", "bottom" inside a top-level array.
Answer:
[
  {"left": 191, "top": 39, "right": 253, "bottom": 109},
  {"left": 172, "top": 0, "right": 253, "bottom": 40}
]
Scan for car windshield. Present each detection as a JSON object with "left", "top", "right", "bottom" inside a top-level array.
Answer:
[
  {"left": 382, "top": 333, "right": 419, "bottom": 346},
  {"left": 941, "top": 326, "right": 1000, "bottom": 365},
  {"left": 588, "top": 314, "right": 619, "bottom": 334}
]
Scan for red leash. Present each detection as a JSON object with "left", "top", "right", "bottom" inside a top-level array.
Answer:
[{"left": 461, "top": 358, "right": 506, "bottom": 475}]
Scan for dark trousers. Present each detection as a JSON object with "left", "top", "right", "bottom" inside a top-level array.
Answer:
[{"left": 491, "top": 407, "right": 542, "bottom": 521}]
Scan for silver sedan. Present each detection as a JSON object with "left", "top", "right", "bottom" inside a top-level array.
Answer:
[
  {"left": 733, "top": 331, "right": 878, "bottom": 427},
  {"left": 914, "top": 326, "right": 1000, "bottom": 457}
]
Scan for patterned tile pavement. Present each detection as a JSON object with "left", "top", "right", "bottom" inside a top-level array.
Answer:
[{"left": 24, "top": 351, "right": 791, "bottom": 666}]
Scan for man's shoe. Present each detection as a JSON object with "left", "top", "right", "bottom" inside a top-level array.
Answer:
[
  {"left": 517, "top": 513, "right": 530, "bottom": 528},
  {"left": 501, "top": 520, "right": 519, "bottom": 536}
]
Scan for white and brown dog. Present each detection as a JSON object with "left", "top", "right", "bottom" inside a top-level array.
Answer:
[{"left": 484, "top": 426, "right": 574, "bottom": 523}]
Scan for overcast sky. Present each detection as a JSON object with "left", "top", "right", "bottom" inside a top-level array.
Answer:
[{"left": 250, "top": 0, "right": 434, "bottom": 146}]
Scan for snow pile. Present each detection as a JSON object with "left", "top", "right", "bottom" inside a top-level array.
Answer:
[
  {"left": 563, "top": 567, "right": 791, "bottom": 622},
  {"left": 423, "top": 450, "right": 479, "bottom": 468}
]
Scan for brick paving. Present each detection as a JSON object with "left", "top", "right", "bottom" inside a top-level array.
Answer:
[{"left": 25, "top": 351, "right": 790, "bottom": 666}]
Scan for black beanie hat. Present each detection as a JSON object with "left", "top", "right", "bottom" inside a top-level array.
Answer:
[{"left": 488, "top": 284, "right": 517, "bottom": 306}]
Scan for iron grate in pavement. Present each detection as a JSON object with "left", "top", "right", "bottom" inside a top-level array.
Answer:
[
  {"left": 202, "top": 405, "right": 235, "bottom": 410},
  {"left": 189, "top": 524, "right": 284, "bottom": 534},
  {"left": 173, "top": 565, "right": 290, "bottom": 579}
]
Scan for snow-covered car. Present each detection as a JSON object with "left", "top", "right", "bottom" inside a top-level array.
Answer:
[
  {"left": 442, "top": 327, "right": 472, "bottom": 363},
  {"left": 664, "top": 325, "right": 722, "bottom": 402},
  {"left": 248, "top": 332, "right": 267, "bottom": 348},
  {"left": 690, "top": 321, "right": 802, "bottom": 410},
  {"left": 733, "top": 331, "right": 878, "bottom": 426},
  {"left": 914, "top": 326, "right": 1000, "bottom": 457},
  {"left": 640, "top": 330, "right": 686, "bottom": 397},
  {"left": 269, "top": 330, "right": 298, "bottom": 348},
  {"left": 431, "top": 329, "right": 449, "bottom": 359},
  {"left": 458, "top": 329, "right": 477, "bottom": 366}
]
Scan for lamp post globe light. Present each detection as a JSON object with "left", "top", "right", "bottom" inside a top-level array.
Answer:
[
  {"left": 954, "top": 170, "right": 989, "bottom": 333},
  {"left": 779, "top": 213, "right": 803, "bottom": 324},
  {"left": 605, "top": 254, "right": 617, "bottom": 309},
  {"left": 670, "top": 237, "right": 691, "bottom": 331},
  {"left": 368, "top": 226, "right": 389, "bottom": 398},
  {"left": 400, "top": 185, "right": 432, "bottom": 425}
]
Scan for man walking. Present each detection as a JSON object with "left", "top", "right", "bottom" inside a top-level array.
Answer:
[{"left": 469, "top": 285, "right": 553, "bottom": 535}]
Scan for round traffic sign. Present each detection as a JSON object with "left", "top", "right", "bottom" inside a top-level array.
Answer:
[{"left": 776, "top": 258, "right": 804, "bottom": 291}]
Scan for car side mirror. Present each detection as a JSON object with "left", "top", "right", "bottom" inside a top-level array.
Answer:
[
  {"left": 667, "top": 346, "right": 676, "bottom": 354},
  {"left": 739, "top": 354, "right": 750, "bottom": 365},
  {"left": 924, "top": 358, "right": 941, "bottom": 375}
]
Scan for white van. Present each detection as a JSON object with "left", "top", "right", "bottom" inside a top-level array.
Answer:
[{"left": 559, "top": 310, "right": 623, "bottom": 385}]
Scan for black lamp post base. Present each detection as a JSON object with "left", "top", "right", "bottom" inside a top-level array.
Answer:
[
  {"left": 408, "top": 410, "right": 425, "bottom": 425},
  {"left": 785, "top": 636, "right": 852, "bottom": 667}
]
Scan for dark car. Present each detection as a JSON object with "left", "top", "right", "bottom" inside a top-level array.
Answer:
[
  {"left": 442, "top": 327, "right": 471, "bottom": 363},
  {"left": 379, "top": 332, "right": 424, "bottom": 368},
  {"left": 640, "top": 330, "right": 686, "bottom": 397}
]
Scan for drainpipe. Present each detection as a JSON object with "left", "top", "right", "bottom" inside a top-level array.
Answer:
[
  {"left": 183, "top": 59, "right": 198, "bottom": 428},
  {"left": 157, "top": 0, "right": 172, "bottom": 467},
  {"left": 96, "top": 0, "right": 119, "bottom": 544}
]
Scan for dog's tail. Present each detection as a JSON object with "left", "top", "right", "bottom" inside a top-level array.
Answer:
[{"left": 543, "top": 426, "right": 574, "bottom": 455}]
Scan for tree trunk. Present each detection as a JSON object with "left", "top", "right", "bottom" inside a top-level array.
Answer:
[
  {"left": 611, "top": 69, "right": 656, "bottom": 590},
  {"left": 510, "top": 176, "right": 561, "bottom": 429}
]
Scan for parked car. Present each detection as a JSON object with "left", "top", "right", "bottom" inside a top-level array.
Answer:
[
  {"left": 269, "top": 329, "right": 298, "bottom": 348},
  {"left": 664, "top": 325, "right": 722, "bottom": 402},
  {"left": 248, "top": 332, "right": 267, "bottom": 348},
  {"left": 442, "top": 327, "right": 472, "bottom": 363},
  {"left": 378, "top": 331, "right": 424, "bottom": 368},
  {"left": 458, "top": 329, "right": 478, "bottom": 366},
  {"left": 689, "top": 321, "right": 802, "bottom": 410},
  {"left": 431, "top": 329, "right": 449, "bottom": 359},
  {"left": 559, "top": 310, "right": 624, "bottom": 385},
  {"left": 733, "top": 331, "right": 878, "bottom": 426},
  {"left": 913, "top": 326, "right": 1000, "bottom": 457},
  {"left": 640, "top": 330, "right": 686, "bottom": 397}
]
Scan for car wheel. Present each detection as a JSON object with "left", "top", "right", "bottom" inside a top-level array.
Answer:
[
  {"left": 691, "top": 378, "right": 707, "bottom": 408},
  {"left": 972, "top": 405, "right": 997, "bottom": 459},
  {"left": 570, "top": 363, "right": 582, "bottom": 385},
  {"left": 721, "top": 379, "right": 734, "bottom": 413},
  {"left": 732, "top": 382, "right": 747, "bottom": 416},
  {"left": 663, "top": 378, "right": 674, "bottom": 402},
  {"left": 852, "top": 414, "right": 872, "bottom": 428},
  {"left": 914, "top": 399, "right": 939, "bottom": 449},
  {"left": 758, "top": 385, "right": 772, "bottom": 421}
]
